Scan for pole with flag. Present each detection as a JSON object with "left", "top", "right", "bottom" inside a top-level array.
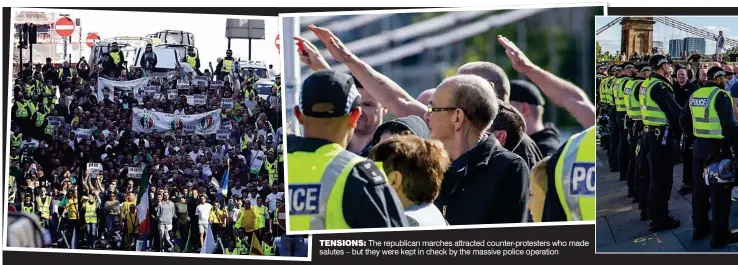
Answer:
[
  {"left": 135, "top": 166, "right": 151, "bottom": 251},
  {"left": 249, "top": 232, "right": 264, "bottom": 255},
  {"left": 217, "top": 159, "right": 230, "bottom": 206},
  {"left": 201, "top": 223, "right": 216, "bottom": 254}
]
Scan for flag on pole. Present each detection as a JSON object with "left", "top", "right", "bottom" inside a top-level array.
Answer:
[
  {"left": 183, "top": 230, "right": 192, "bottom": 253},
  {"left": 201, "top": 223, "right": 216, "bottom": 254},
  {"left": 135, "top": 166, "right": 151, "bottom": 250},
  {"left": 217, "top": 159, "right": 230, "bottom": 201},
  {"left": 70, "top": 229, "right": 77, "bottom": 249},
  {"left": 249, "top": 232, "right": 264, "bottom": 255}
]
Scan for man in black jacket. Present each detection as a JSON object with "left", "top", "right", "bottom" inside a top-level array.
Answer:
[
  {"left": 105, "top": 42, "right": 126, "bottom": 77},
  {"left": 509, "top": 80, "right": 561, "bottom": 157},
  {"left": 673, "top": 68, "right": 699, "bottom": 195},
  {"left": 679, "top": 66, "right": 738, "bottom": 248},
  {"left": 429, "top": 75, "right": 529, "bottom": 225}
]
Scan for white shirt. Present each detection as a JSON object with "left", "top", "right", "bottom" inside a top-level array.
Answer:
[
  {"left": 265, "top": 193, "right": 280, "bottom": 211},
  {"left": 231, "top": 187, "right": 245, "bottom": 196},
  {"left": 246, "top": 195, "right": 259, "bottom": 207},
  {"left": 195, "top": 203, "right": 212, "bottom": 225},
  {"left": 231, "top": 207, "right": 242, "bottom": 222}
]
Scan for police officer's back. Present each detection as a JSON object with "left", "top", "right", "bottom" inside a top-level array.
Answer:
[
  {"left": 679, "top": 66, "right": 738, "bottom": 248},
  {"left": 287, "top": 70, "right": 407, "bottom": 231},
  {"left": 639, "top": 54, "right": 682, "bottom": 231}
]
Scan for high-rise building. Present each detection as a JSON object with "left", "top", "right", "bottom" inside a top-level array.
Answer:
[
  {"left": 668, "top": 39, "right": 684, "bottom": 57},
  {"left": 652, "top": 41, "right": 663, "bottom": 54},
  {"left": 683, "top": 37, "right": 706, "bottom": 55}
]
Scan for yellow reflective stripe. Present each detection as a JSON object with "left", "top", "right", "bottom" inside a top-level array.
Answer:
[{"left": 309, "top": 149, "right": 355, "bottom": 230}]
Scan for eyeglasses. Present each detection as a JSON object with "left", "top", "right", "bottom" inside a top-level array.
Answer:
[{"left": 427, "top": 106, "right": 458, "bottom": 113}]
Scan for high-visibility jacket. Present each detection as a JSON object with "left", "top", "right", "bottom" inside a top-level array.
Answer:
[
  {"left": 66, "top": 198, "right": 79, "bottom": 220},
  {"left": 265, "top": 160, "right": 278, "bottom": 186},
  {"left": 254, "top": 205, "right": 267, "bottom": 230},
  {"left": 28, "top": 102, "right": 38, "bottom": 116},
  {"left": 42, "top": 86, "right": 54, "bottom": 105},
  {"left": 44, "top": 125, "right": 55, "bottom": 135},
  {"left": 288, "top": 142, "right": 368, "bottom": 231},
  {"left": 11, "top": 133, "right": 23, "bottom": 148},
  {"left": 639, "top": 77, "right": 672, "bottom": 126},
  {"left": 613, "top": 77, "right": 630, "bottom": 112},
  {"left": 223, "top": 59, "right": 233, "bottom": 74},
  {"left": 236, "top": 238, "right": 248, "bottom": 254},
  {"left": 15, "top": 101, "right": 29, "bottom": 118},
  {"left": 84, "top": 201, "right": 98, "bottom": 223},
  {"left": 23, "top": 203, "right": 34, "bottom": 213},
  {"left": 689, "top": 86, "right": 734, "bottom": 139},
  {"left": 263, "top": 242, "right": 274, "bottom": 256},
  {"left": 241, "top": 134, "right": 250, "bottom": 150},
  {"left": 35, "top": 111, "right": 47, "bottom": 127},
  {"left": 600, "top": 77, "right": 613, "bottom": 104},
  {"left": 37, "top": 196, "right": 51, "bottom": 219},
  {"left": 625, "top": 79, "right": 645, "bottom": 120},
  {"left": 10, "top": 155, "right": 22, "bottom": 165},
  {"left": 224, "top": 247, "right": 240, "bottom": 255},
  {"left": 110, "top": 52, "right": 121, "bottom": 65},
  {"left": 187, "top": 55, "right": 198, "bottom": 68},
  {"left": 554, "top": 126, "right": 596, "bottom": 221},
  {"left": 273, "top": 208, "right": 280, "bottom": 225}
]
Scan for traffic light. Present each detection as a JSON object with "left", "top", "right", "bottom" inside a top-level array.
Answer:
[{"left": 28, "top": 24, "right": 37, "bottom": 44}]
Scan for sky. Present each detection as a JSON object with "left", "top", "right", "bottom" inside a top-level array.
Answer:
[
  {"left": 16, "top": 8, "right": 281, "bottom": 71},
  {"left": 595, "top": 16, "right": 738, "bottom": 55}
]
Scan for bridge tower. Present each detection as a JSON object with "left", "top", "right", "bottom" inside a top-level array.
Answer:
[{"left": 620, "top": 17, "right": 656, "bottom": 58}]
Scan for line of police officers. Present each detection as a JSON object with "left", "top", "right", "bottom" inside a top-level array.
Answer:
[{"left": 598, "top": 55, "right": 738, "bottom": 249}]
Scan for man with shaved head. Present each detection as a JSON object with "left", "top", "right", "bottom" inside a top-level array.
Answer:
[
  {"left": 425, "top": 74, "right": 529, "bottom": 225},
  {"left": 416, "top": 88, "right": 436, "bottom": 106},
  {"left": 456, "top": 61, "right": 542, "bottom": 169}
]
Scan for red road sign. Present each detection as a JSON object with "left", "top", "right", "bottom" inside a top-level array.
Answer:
[
  {"left": 86, "top": 33, "right": 100, "bottom": 48},
  {"left": 8, "top": 205, "right": 16, "bottom": 213},
  {"left": 278, "top": 204, "right": 286, "bottom": 229},
  {"left": 54, "top": 17, "right": 75, "bottom": 38},
  {"left": 275, "top": 34, "right": 281, "bottom": 54}
]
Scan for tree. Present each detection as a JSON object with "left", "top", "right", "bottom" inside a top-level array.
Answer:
[{"left": 596, "top": 41, "right": 603, "bottom": 62}]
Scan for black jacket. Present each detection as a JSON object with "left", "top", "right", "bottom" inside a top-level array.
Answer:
[
  {"left": 530, "top": 123, "right": 562, "bottom": 157},
  {"left": 511, "top": 134, "right": 543, "bottom": 169},
  {"left": 434, "top": 136, "right": 530, "bottom": 225}
]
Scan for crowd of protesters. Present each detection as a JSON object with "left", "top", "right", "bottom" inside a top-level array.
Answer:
[
  {"left": 285, "top": 25, "right": 596, "bottom": 231},
  {"left": 7, "top": 43, "right": 300, "bottom": 255}
]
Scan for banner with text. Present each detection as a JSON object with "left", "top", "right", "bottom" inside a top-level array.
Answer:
[
  {"left": 97, "top": 77, "right": 151, "bottom": 102},
  {"left": 132, "top": 108, "right": 221, "bottom": 135}
]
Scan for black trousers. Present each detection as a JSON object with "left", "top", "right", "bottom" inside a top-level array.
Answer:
[
  {"left": 626, "top": 124, "right": 643, "bottom": 194},
  {"left": 691, "top": 139, "right": 717, "bottom": 232},
  {"left": 645, "top": 130, "right": 676, "bottom": 222},
  {"left": 638, "top": 131, "right": 652, "bottom": 211},
  {"left": 618, "top": 126, "right": 630, "bottom": 181},
  {"left": 682, "top": 135, "right": 694, "bottom": 187},
  {"left": 609, "top": 111, "right": 623, "bottom": 170}
]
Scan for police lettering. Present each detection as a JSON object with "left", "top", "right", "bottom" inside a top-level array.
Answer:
[
  {"left": 570, "top": 163, "right": 595, "bottom": 196},
  {"left": 639, "top": 86, "right": 648, "bottom": 96},
  {"left": 289, "top": 184, "right": 321, "bottom": 215},
  {"left": 690, "top": 98, "right": 708, "bottom": 107},
  {"left": 623, "top": 88, "right": 631, "bottom": 95}
]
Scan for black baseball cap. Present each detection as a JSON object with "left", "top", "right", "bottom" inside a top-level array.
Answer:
[
  {"left": 299, "top": 70, "right": 361, "bottom": 118},
  {"left": 707, "top": 66, "right": 727, "bottom": 80},
  {"left": 649, "top": 55, "right": 671, "bottom": 68},
  {"left": 510, "top": 80, "right": 545, "bottom": 106}
]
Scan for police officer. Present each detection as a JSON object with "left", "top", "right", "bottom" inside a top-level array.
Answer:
[
  {"left": 599, "top": 65, "right": 618, "bottom": 151},
  {"left": 609, "top": 65, "right": 630, "bottom": 172},
  {"left": 185, "top": 46, "right": 201, "bottom": 75},
  {"left": 624, "top": 64, "right": 651, "bottom": 202},
  {"left": 640, "top": 54, "right": 681, "bottom": 231},
  {"left": 680, "top": 66, "right": 738, "bottom": 247},
  {"left": 218, "top": 49, "right": 235, "bottom": 81},
  {"left": 616, "top": 63, "right": 636, "bottom": 182},
  {"left": 287, "top": 70, "right": 407, "bottom": 231},
  {"left": 541, "top": 126, "right": 596, "bottom": 222},
  {"left": 106, "top": 42, "right": 126, "bottom": 77}
]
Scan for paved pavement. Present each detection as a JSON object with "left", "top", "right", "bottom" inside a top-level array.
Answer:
[{"left": 596, "top": 147, "right": 738, "bottom": 252}]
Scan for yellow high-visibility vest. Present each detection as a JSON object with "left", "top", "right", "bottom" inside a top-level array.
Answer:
[{"left": 84, "top": 201, "right": 98, "bottom": 223}]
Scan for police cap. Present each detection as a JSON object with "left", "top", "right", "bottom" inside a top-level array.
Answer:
[
  {"left": 299, "top": 70, "right": 360, "bottom": 118},
  {"left": 621, "top": 62, "right": 635, "bottom": 71},
  {"left": 707, "top": 66, "right": 727, "bottom": 80},
  {"left": 649, "top": 55, "right": 671, "bottom": 68},
  {"left": 637, "top": 63, "right": 651, "bottom": 73}
]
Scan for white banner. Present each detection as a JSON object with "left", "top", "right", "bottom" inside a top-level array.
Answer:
[
  {"left": 177, "top": 80, "right": 189, "bottom": 90},
  {"left": 87, "top": 163, "right": 103, "bottom": 177},
  {"left": 132, "top": 108, "right": 221, "bottom": 135},
  {"left": 186, "top": 94, "right": 207, "bottom": 105},
  {"left": 97, "top": 77, "right": 151, "bottom": 102},
  {"left": 167, "top": 90, "right": 178, "bottom": 100},
  {"left": 128, "top": 167, "right": 143, "bottom": 178},
  {"left": 75, "top": 128, "right": 92, "bottom": 142},
  {"left": 221, "top": 98, "right": 234, "bottom": 109}
]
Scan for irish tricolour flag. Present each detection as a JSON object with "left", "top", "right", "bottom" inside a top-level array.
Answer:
[{"left": 135, "top": 166, "right": 151, "bottom": 251}]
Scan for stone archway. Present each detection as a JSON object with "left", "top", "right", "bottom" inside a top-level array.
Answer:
[{"left": 634, "top": 33, "right": 647, "bottom": 55}]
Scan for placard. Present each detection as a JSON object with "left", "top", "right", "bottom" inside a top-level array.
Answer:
[
  {"left": 167, "top": 89, "right": 178, "bottom": 100},
  {"left": 221, "top": 98, "right": 234, "bottom": 109},
  {"left": 127, "top": 167, "right": 143, "bottom": 178},
  {"left": 177, "top": 80, "right": 190, "bottom": 90},
  {"left": 86, "top": 163, "right": 103, "bottom": 176},
  {"left": 193, "top": 94, "right": 207, "bottom": 105},
  {"left": 221, "top": 121, "right": 233, "bottom": 131},
  {"left": 216, "top": 130, "right": 230, "bottom": 140},
  {"left": 47, "top": 116, "right": 64, "bottom": 128},
  {"left": 192, "top": 79, "right": 209, "bottom": 86},
  {"left": 211, "top": 81, "right": 223, "bottom": 89}
]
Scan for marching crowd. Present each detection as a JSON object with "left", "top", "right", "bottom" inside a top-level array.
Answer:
[
  {"left": 8, "top": 42, "right": 298, "bottom": 256},
  {"left": 597, "top": 52, "right": 738, "bottom": 249},
  {"left": 286, "top": 24, "right": 596, "bottom": 231}
]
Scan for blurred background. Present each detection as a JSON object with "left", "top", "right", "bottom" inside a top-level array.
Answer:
[{"left": 283, "top": 6, "right": 603, "bottom": 140}]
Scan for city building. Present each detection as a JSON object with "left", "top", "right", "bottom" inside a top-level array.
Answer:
[
  {"left": 683, "top": 37, "right": 706, "bottom": 56},
  {"left": 668, "top": 39, "right": 683, "bottom": 57}
]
